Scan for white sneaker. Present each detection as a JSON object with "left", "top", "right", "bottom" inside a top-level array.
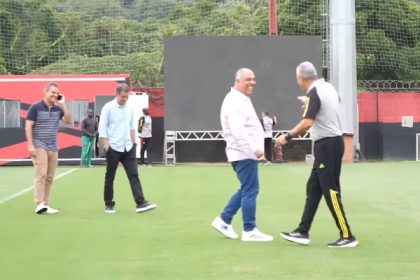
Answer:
[
  {"left": 46, "top": 206, "right": 60, "bottom": 214},
  {"left": 241, "top": 228, "right": 273, "bottom": 242},
  {"left": 35, "top": 203, "right": 48, "bottom": 214},
  {"left": 211, "top": 216, "right": 239, "bottom": 239}
]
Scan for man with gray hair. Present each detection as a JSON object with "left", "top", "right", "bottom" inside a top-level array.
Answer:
[
  {"left": 276, "top": 61, "right": 358, "bottom": 248},
  {"left": 211, "top": 68, "right": 273, "bottom": 242},
  {"left": 99, "top": 84, "right": 156, "bottom": 214}
]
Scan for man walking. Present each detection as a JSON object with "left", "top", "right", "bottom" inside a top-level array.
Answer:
[
  {"left": 261, "top": 111, "right": 277, "bottom": 165},
  {"left": 211, "top": 68, "right": 273, "bottom": 242},
  {"left": 98, "top": 84, "right": 156, "bottom": 214},
  {"left": 138, "top": 107, "right": 152, "bottom": 166},
  {"left": 276, "top": 61, "right": 358, "bottom": 248},
  {"left": 26, "top": 83, "right": 72, "bottom": 214}
]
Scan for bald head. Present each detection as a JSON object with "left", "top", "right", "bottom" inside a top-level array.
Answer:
[
  {"left": 234, "top": 68, "right": 256, "bottom": 96},
  {"left": 235, "top": 68, "right": 253, "bottom": 79}
]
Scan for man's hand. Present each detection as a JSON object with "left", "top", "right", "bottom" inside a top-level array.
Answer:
[
  {"left": 103, "top": 144, "right": 109, "bottom": 152},
  {"left": 102, "top": 138, "right": 109, "bottom": 152},
  {"left": 28, "top": 144, "right": 36, "bottom": 157},
  {"left": 254, "top": 149, "right": 264, "bottom": 160},
  {"left": 275, "top": 134, "right": 289, "bottom": 146},
  {"left": 297, "top": 95, "right": 307, "bottom": 110}
]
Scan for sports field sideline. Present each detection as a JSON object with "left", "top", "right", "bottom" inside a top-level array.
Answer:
[{"left": 0, "top": 162, "right": 419, "bottom": 280}]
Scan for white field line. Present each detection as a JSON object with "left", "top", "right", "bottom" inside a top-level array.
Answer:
[{"left": 0, "top": 168, "right": 78, "bottom": 205}]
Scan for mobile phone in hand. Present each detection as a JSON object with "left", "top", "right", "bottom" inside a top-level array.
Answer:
[{"left": 57, "top": 94, "right": 63, "bottom": 101}]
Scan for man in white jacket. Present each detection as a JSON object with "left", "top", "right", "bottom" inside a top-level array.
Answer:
[{"left": 211, "top": 68, "right": 273, "bottom": 242}]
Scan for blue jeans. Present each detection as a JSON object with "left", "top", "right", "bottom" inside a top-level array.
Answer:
[{"left": 220, "top": 159, "right": 259, "bottom": 231}]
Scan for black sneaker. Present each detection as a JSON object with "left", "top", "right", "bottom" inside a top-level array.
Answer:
[
  {"left": 280, "top": 230, "right": 310, "bottom": 245},
  {"left": 136, "top": 201, "right": 157, "bottom": 213},
  {"left": 328, "top": 236, "right": 359, "bottom": 248},
  {"left": 105, "top": 205, "right": 116, "bottom": 214}
]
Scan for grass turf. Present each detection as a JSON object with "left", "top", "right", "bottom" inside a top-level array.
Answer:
[{"left": 0, "top": 162, "right": 419, "bottom": 280}]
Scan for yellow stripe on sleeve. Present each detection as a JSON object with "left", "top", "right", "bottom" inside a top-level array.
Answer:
[{"left": 302, "top": 97, "right": 310, "bottom": 117}]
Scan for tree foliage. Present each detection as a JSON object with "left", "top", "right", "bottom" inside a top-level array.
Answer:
[
  {"left": 354, "top": 0, "right": 420, "bottom": 80},
  {"left": 0, "top": 0, "right": 419, "bottom": 85}
]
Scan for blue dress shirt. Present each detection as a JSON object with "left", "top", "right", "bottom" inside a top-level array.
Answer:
[{"left": 98, "top": 98, "right": 136, "bottom": 152}]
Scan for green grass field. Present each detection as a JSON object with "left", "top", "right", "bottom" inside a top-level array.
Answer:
[{"left": 0, "top": 162, "right": 419, "bottom": 280}]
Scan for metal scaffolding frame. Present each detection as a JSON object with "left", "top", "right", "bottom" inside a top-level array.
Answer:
[{"left": 164, "top": 130, "right": 311, "bottom": 166}]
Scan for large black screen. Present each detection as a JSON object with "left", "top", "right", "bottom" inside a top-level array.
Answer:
[{"left": 164, "top": 36, "right": 322, "bottom": 131}]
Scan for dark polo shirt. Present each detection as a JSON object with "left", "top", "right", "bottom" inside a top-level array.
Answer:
[{"left": 26, "top": 100, "right": 64, "bottom": 151}]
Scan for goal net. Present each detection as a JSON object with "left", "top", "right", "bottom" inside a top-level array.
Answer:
[{"left": 0, "top": 0, "right": 419, "bottom": 163}]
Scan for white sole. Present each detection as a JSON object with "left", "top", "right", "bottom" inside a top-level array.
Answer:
[
  {"left": 328, "top": 240, "right": 359, "bottom": 248},
  {"left": 211, "top": 219, "right": 238, "bottom": 239},
  {"left": 136, "top": 204, "right": 157, "bottom": 213},
  {"left": 280, "top": 233, "right": 310, "bottom": 245},
  {"left": 241, "top": 237, "right": 273, "bottom": 242}
]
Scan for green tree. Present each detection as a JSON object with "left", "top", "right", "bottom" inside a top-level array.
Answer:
[
  {"left": 47, "top": 0, "right": 125, "bottom": 19},
  {"left": 278, "top": 0, "right": 323, "bottom": 35},
  {"left": 0, "top": 56, "right": 8, "bottom": 74},
  {"left": 31, "top": 51, "right": 163, "bottom": 87},
  {"left": 0, "top": 0, "right": 66, "bottom": 74},
  {"left": 2, "top": 0, "right": 418, "bottom": 82}
]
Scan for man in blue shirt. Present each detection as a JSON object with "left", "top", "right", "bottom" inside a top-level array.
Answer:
[
  {"left": 98, "top": 84, "right": 156, "bottom": 214},
  {"left": 25, "top": 83, "right": 72, "bottom": 214}
]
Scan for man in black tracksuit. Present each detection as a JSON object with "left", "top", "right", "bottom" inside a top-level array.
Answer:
[{"left": 276, "top": 61, "right": 358, "bottom": 248}]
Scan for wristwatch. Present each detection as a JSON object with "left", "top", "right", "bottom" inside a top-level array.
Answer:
[{"left": 285, "top": 132, "right": 292, "bottom": 142}]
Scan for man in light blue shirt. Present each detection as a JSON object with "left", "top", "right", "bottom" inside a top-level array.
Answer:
[{"left": 99, "top": 84, "right": 156, "bottom": 214}]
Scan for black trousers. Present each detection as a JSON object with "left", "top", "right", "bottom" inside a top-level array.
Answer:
[
  {"left": 140, "top": 137, "right": 152, "bottom": 164},
  {"left": 297, "top": 136, "right": 353, "bottom": 238},
  {"left": 264, "top": 137, "right": 273, "bottom": 162},
  {"left": 104, "top": 144, "right": 145, "bottom": 206}
]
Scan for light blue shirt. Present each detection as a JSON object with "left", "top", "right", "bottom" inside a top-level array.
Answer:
[{"left": 98, "top": 98, "right": 136, "bottom": 152}]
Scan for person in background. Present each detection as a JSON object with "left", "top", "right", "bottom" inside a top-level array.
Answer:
[
  {"left": 211, "top": 68, "right": 273, "bottom": 242},
  {"left": 25, "top": 83, "right": 72, "bottom": 214},
  {"left": 95, "top": 114, "right": 100, "bottom": 158},
  {"left": 261, "top": 111, "right": 277, "bottom": 166},
  {"left": 80, "top": 108, "right": 98, "bottom": 167},
  {"left": 138, "top": 107, "right": 152, "bottom": 166},
  {"left": 276, "top": 61, "right": 358, "bottom": 248},
  {"left": 98, "top": 83, "right": 156, "bottom": 214}
]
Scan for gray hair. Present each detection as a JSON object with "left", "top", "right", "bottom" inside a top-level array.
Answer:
[
  {"left": 296, "top": 61, "right": 318, "bottom": 80},
  {"left": 44, "top": 83, "right": 59, "bottom": 93},
  {"left": 235, "top": 68, "right": 253, "bottom": 79},
  {"left": 116, "top": 83, "right": 129, "bottom": 95}
]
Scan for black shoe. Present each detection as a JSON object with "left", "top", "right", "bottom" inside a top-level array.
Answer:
[
  {"left": 105, "top": 205, "right": 115, "bottom": 214},
  {"left": 280, "top": 229, "right": 310, "bottom": 245},
  {"left": 328, "top": 236, "right": 359, "bottom": 248},
  {"left": 136, "top": 201, "right": 157, "bottom": 213}
]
